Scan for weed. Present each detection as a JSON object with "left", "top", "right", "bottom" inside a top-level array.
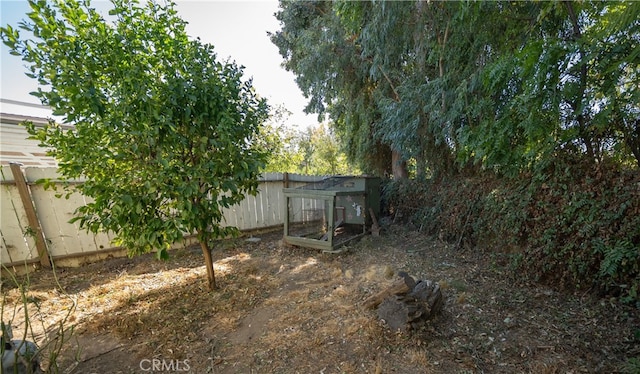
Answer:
[
  {"left": 622, "top": 357, "right": 640, "bottom": 374},
  {"left": 2, "top": 263, "right": 77, "bottom": 373}
]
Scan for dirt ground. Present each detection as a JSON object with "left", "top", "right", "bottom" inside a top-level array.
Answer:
[{"left": 2, "top": 225, "right": 639, "bottom": 373}]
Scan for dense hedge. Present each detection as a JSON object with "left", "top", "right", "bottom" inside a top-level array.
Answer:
[{"left": 383, "top": 159, "right": 640, "bottom": 305}]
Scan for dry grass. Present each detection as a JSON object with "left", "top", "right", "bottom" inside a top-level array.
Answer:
[{"left": 2, "top": 227, "right": 639, "bottom": 373}]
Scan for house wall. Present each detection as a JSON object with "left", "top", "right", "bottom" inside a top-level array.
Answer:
[{"left": 0, "top": 113, "right": 60, "bottom": 167}]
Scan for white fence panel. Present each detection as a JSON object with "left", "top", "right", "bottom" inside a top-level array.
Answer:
[
  {"left": 1, "top": 167, "right": 38, "bottom": 263},
  {"left": 1, "top": 166, "right": 324, "bottom": 267}
]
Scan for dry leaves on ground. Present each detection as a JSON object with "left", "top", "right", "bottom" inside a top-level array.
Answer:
[{"left": 1, "top": 226, "right": 638, "bottom": 373}]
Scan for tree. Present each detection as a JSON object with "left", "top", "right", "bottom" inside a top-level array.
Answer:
[
  {"left": 271, "top": 1, "right": 400, "bottom": 178},
  {"left": 297, "top": 124, "right": 353, "bottom": 175},
  {"left": 271, "top": 1, "right": 488, "bottom": 179},
  {"left": 273, "top": 1, "right": 639, "bottom": 176},
  {"left": 464, "top": 1, "right": 640, "bottom": 172},
  {"left": 261, "top": 106, "right": 305, "bottom": 173},
  {"left": 1, "top": 0, "right": 269, "bottom": 290},
  {"left": 261, "top": 112, "right": 356, "bottom": 176}
]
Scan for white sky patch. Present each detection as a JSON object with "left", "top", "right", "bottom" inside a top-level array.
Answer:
[{"left": 0, "top": 0, "right": 317, "bottom": 130}]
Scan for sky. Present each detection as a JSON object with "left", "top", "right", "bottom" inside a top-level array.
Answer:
[{"left": 0, "top": 0, "right": 318, "bottom": 129}]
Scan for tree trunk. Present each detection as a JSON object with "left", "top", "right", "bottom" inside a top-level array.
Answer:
[
  {"left": 416, "top": 154, "right": 428, "bottom": 181},
  {"left": 375, "top": 275, "right": 443, "bottom": 331},
  {"left": 623, "top": 119, "right": 640, "bottom": 168},
  {"left": 391, "top": 149, "right": 408, "bottom": 179},
  {"left": 564, "top": 1, "right": 595, "bottom": 163},
  {"left": 200, "top": 240, "right": 217, "bottom": 290}
]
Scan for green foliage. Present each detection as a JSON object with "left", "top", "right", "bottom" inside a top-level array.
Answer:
[
  {"left": 464, "top": 1, "right": 640, "bottom": 173},
  {"left": 261, "top": 107, "right": 356, "bottom": 175},
  {"left": 381, "top": 177, "right": 429, "bottom": 218},
  {"left": 473, "top": 181, "right": 533, "bottom": 250},
  {"left": 522, "top": 158, "right": 640, "bottom": 300},
  {"left": 275, "top": 0, "right": 639, "bottom": 303},
  {"left": 2, "top": 265, "right": 76, "bottom": 373},
  {"left": 271, "top": 1, "right": 396, "bottom": 176},
  {"left": 296, "top": 124, "right": 354, "bottom": 175},
  {"left": 1, "top": 0, "right": 269, "bottom": 288},
  {"left": 260, "top": 106, "right": 304, "bottom": 173},
  {"left": 623, "top": 357, "right": 640, "bottom": 374},
  {"left": 386, "top": 158, "right": 640, "bottom": 304},
  {"left": 273, "top": 1, "right": 640, "bottom": 176}
]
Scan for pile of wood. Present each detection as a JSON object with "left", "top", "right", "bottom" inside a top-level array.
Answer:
[{"left": 363, "top": 272, "right": 443, "bottom": 331}]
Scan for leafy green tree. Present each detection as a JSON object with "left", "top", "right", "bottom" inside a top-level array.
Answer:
[
  {"left": 353, "top": 1, "right": 475, "bottom": 178},
  {"left": 271, "top": 1, "right": 400, "bottom": 178},
  {"left": 465, "top": 1, "right": 640, "bottom": 172},
  {"left": 271, "top": 1, "right": 494, "bottom": 179},
  {"left": 273, "top": 1, "right": 639, "bottom": 176},
  {"left": 261, "top": 106, "right": 304, "bottom": 173},
  {"left": 1, "top": 0, "right": 269, "bottom": 290},
  {"left": 296, "top": 127, "right": 315, "bottom": 175},
  {"left": 262, "top": 116, "right": 355, "bottom": 176},
  {"left": 297, "top": 124, "right": 353, "bottom": 175}
]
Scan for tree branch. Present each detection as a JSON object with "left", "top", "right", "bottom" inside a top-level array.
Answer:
[{"left": 380, "top": 67, "right": 400, "bottom": 102}]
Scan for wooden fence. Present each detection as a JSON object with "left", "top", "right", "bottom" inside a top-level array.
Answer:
[{"left": 0, "top": 164, "right": 322, "bottom": 269}]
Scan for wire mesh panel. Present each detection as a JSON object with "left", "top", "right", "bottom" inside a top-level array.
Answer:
[
  {"left": 283, "top": 176, "right": 380, "bottom": 251},
  {"left": 287, "top": 196, "right": 327, "bottom": 239}
]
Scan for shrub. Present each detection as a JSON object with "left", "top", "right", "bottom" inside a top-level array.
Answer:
[{"left": 384, "top": 157, "right": 640, "bottom": 304}]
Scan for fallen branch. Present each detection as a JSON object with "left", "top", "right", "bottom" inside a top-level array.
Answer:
[{"left": 362, "top": 275, "right": 412, "bottom": 310}]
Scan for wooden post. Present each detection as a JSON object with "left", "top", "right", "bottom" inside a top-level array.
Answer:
[
  {"left": 369, "top": 207, "right": 380, "bottom": 237},
  {"left": 327, "top": 196, "right": 335, "bottom": 249},
  {"left": 9, "top": 163, "right": 51, "bottom": 268},
  {"left": 283, "top": 172, "right": 289, "bottom": 242}
]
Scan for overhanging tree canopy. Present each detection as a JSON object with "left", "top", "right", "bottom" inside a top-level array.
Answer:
[
  {"left": 272, "top": 1, "right": 639, "bottom": 177},
  {"left": 1, "top": 0, "right": 269, "bottom": 290}
]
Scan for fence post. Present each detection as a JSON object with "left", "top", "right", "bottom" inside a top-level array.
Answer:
[
  {"left": 9, "top": 162, "right": 52, "bottom": 268},
  {"left": 283, "top": 172, "right": 289, "bottom": 241}
]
